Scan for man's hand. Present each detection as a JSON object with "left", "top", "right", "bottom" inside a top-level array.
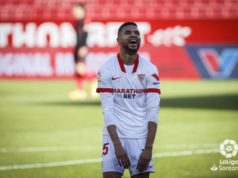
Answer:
[
  {"left": 114, "top": 143, "right": 131, "bottom": 168},
  {"left": 136, "top": 121, "right": 157, "bottom": 171},
  {"left": 107, "top": 125, "right": 130, "bottom": 169},
  {"left": 137, "top": 148, "right": 152, "bottom": 172}
]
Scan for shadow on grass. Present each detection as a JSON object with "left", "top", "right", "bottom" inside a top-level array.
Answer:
[
  {"left": 161, "top": 94, "right": 238, "bottom": 110},
  {"left": 32, "top": 94, "right": 238, "bottom": 110},
  {"left": 34, "top": 100, "right": 101, "bottom": 107}
]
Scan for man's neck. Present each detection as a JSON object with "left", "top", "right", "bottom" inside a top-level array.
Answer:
[{"left": 119, "top": 52, "right": 137, "bottom": 65}]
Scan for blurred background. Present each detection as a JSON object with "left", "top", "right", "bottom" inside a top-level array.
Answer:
[{"left": 0, "top": 0, "right": 238, "bottom": 178}]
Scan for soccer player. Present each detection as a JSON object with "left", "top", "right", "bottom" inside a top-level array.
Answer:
[
  {"left": 69, "top": 3, "right": 97, "bottom": 100},
  {"left": 97, "top": 22, "right": 161, "bottom": 178}
]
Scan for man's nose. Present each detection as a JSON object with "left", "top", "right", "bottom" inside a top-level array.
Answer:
[{"left": 130, "top": 32, "right": 138, "bottom": 37}]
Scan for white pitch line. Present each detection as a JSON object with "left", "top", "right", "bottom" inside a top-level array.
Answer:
[
  {"left": 154, "top": 144, "right": 217, "bottom": 149},
  {"left": 0, "top": 144, "right": 218, "bottom": 153},
  {"left": 0, "top": 146, "right": 100, "bottom": 153},
  {"left": 153, "top": 148, "right": 219, "bottom": 158},
  {"left": 0, "top": 148, "right": 219, "bottom": 171},
  {"left": 0, "top": 158, "right": 102, "bottom": 171}
]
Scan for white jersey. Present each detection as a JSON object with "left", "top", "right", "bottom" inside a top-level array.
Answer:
[{"left": 97, "top": 54, "right": 160, "bottom": 138}]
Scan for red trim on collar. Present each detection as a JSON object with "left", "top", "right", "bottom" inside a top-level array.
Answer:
[
  {"left": 132, "top": 55, "right": 139, "bottom": 73},
  {"left": 117, "top": 54, "right": 139, "bottom": 73},
  {"left": 117, "top": 54, "right": 126, "bottom": 73}
]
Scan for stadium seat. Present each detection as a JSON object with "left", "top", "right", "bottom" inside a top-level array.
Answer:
[{"left": 0, "top": 0, "right": 238, "bottom": 20}]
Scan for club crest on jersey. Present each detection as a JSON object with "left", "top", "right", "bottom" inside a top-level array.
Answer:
[{"left": 137, "top": 74, "right": 145, "bottom": 81}]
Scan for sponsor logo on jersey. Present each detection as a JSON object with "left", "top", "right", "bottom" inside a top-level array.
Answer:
[
  {"left": 112, "top": 76, "right": 121, "bottom": 80},
  {"left": 113, "top": 88, "right": 146, "bottom": 94},
  {"left": 113, "top": 88, "right": 146, "bottom": 99}
]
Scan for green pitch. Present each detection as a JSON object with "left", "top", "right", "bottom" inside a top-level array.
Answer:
[{"left": 0, "top": 80, "right": 237, "bottom": 178}]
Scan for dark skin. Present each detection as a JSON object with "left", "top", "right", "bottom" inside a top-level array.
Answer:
[
  {"left": 117, "top": 25, "right": 141, "bottom": 65},
  {"left": 103, "top": 25, "right": 158, "bottom": 178}
]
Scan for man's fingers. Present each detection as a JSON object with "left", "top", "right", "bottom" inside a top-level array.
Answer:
[
  {"left": 121, "top": 160, "right": 127, "bottom": 168},
  {"left": 142, "top": 161, "right": 149, "bottom": 171},
  {"left": 126, "top": 159, "right": 131, "bottom": 168},
  {"left": 122, "top": 156, "right": 130, "bottom": 168},
  {"left": 137, "top": 157, "right": 150, "bottom": 171},
  {"left": 118, "top": 159, "right": 129, "bottom": 168},
  {"left": 118, "top": 154, "right": 131, "bottom": 168},
  {"left": 145, "top": 161, "right": 149, "bottom": 169},
  {"left": 137, "top": 157, "right": 143, "bottom": 170},
  {"left": 122, "top": 160, "right": 128, "bottom": 168},
  {"left": 125, "top": 154, "right": 131, "bottom": 168},
  {"left": 139, "top": 161, "right": 145, "bottom": 172},
  {"left": 118, "top": 160, "right": 122, "bottom": 167}
]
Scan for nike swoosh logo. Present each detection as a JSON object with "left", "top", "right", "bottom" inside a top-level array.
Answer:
[{"left": 112, "top": 77, "right": 121, "bottom": 80}]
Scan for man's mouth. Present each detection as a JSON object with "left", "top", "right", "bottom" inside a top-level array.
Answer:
[
  {"left": 126, "top": 38, "right": 140, "bottom": 51},
  {"left": 128, "top": 39, "right": 137, "bottom": 44}
]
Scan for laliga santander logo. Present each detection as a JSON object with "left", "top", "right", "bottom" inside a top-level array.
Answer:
[
  {"left": 220, "top": 139, "right": 238, "bottom": 158},
  {"left": 211, "top": 139, "right": 238, "bottom": 172}
]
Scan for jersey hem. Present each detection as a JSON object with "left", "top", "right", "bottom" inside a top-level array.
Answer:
[{"left": 103, "top": 133, "right": 147, "bottom": 139}]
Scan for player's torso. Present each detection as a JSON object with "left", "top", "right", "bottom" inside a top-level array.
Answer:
[
  {"left": 102, "top": 55, "right": 154, "bottom": 138},
  {"left": 110, "top": 56, "right": 148, "bottom": 109}
]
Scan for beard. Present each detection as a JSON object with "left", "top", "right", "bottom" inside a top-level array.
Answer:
[{"left": 123, "top": 42, "right": 140, "bottom": 55}]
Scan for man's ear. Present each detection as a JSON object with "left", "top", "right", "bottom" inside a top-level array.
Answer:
[{"left": 117, "top": 37, "right": 120, "bottom": 44}]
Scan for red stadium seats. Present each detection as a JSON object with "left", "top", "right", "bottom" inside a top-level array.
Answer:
[{"left": 0, "top": 0, "right": 237, "bottom": 20}]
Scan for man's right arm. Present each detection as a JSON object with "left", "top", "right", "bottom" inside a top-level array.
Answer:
[
  {"left": 107, "top": 125, "right": 130, "bottom": 168},
  {"left": 97, "top": 67, "right": 130, "bottom": 168}
]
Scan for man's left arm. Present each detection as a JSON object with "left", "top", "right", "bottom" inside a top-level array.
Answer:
[
  {"left": 137, "top": 67, "right": 161, "bottom": 172},
  {"left": 137, "top": 121, "right": 157, "bottom": 172}
]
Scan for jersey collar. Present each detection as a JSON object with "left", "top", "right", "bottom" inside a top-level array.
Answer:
[{"left": 117, "top": 53, "right": 139, "bottom": 73}]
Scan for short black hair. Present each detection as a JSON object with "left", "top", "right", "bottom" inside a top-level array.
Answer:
[{"left": 118, "top": 22, "right": 138, "bottom": 37}]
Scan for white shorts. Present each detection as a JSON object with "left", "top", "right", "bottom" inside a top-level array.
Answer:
[{"left": 102, "top": 135, "right": 155, "bottom": 176}]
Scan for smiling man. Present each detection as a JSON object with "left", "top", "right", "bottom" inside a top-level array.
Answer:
[{"left": 97, "top": 22, "right": 161, "bottom": 178}]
